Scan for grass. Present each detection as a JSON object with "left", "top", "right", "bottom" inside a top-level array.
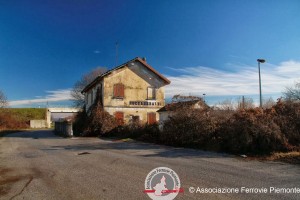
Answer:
[
  {"left": 243, "top": 151, "right": 300, "bottom": 165},
  {"left": 0, "top": 108, "right": 47, "bottom": 131},
  {"left": 4, "top": 108, "right": 46, "bottom": 121}
]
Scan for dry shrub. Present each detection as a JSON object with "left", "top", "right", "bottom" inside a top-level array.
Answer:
[
  {"left": 0, "top": 110, "right": 29, "bottom": 130},
  {"left": 160, "top": 108, "right": 219, "bottom": 149},
  {"left": 109, "top": 123, "right": 160, "bottom": 143},
  {"left": 72, "top": 98, "right": 299, "bottom": 155},
  {"left": 72, "top": 102, "right": 117, "bottom": 137},
  {"left": 72, "top": 109, "right": 88, "bottom": 136},
  {"left": 272, "top": 101, "right": 300, "bottom": 147},
  {"left": 87, "top": 101, "right": 117, "bottom": 135},
  {"left": 218, "top": 108, "right": 287, "bottom": 155}
]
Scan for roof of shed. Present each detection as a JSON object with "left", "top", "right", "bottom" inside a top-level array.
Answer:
[{"left": 157, "top": 100, "right": 209, "bottom": 112}]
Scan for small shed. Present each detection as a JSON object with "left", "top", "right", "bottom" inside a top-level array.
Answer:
[{"left": 157, "top": 100, "right": 209, "bottom": 122}]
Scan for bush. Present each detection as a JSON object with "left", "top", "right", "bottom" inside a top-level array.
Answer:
[
  {"left": 73, "top": 99, "right": 299, "bottom": 155},
  {"left": 108, "top": 123, "right": 160, "bottom": 143},
  {"left": 73, "top": 102, "right": 117, "bottom": 137},
  {"left": 218, "top": 108, "right": 287, "bottom": 155},
  {"left": 272, "top": 101, "right": 300, "bottom": 147},
  {"left": 72, "top": 109, "right": 88, "bottom": 136},
  {"left": 0, "top": 109, "right": 29, "bottom": 130},
  {"left": 160, "top": 108, "right": 219, "bottom": 149}
]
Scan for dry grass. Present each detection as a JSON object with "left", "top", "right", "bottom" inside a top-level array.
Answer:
[
  {"left": 266, "top": 151, "right": 300, "bottom": 164},
  {"left": 243, "top": 151, "right": 300, "bottom": 165}
]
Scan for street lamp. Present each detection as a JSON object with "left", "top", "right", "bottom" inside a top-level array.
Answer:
[
  {"left": 257, "top": 59, "right": 265, "bottom": 108},
  {"left": 203, "top": 93, "right": 206, "bottom": 102}
]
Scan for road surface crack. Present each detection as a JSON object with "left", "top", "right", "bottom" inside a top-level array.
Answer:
[{"left": 9, "top": 175, "right": 33, "bottom": 200}]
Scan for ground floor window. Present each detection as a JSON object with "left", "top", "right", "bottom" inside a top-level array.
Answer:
[
  {"left": 114, "top": 111, "right": 124, "bottom": 125},
  {"left": 147, "top": 112, "right": 156, "bottom": 125},
  {"left": 132, "top": 115, "right": 140, "bottom": 124}
]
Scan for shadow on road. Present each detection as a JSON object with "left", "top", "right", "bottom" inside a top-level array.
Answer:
[
  {"left": 3, "top": 130, "right": 231, "bottom": 158},
  {"left": 47, "top": 140, "right": 230, "bottom": 159},
  {"left": 3, "top": 130, "right": 61, "bottom": 139}
]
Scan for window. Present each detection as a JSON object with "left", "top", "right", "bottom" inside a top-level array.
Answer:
[
  {"left": 113, "top": 83, "right": 124, "bottom": 98},
  {"left": 132, "top": 116, "right": 140, "bottom": 124},
  {"left": 147, "top": 87, "right": 156, "bottom": 100},
  {"left": 115, "top": 112, "right": 124, "bottom": 125},
  {"left": 147, "top": 112, "right": 156, "bottom": 125}
]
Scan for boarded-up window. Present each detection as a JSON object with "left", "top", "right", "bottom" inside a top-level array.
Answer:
[
  {"left": 147, "top": 112, "right": 156, "bottom": 125},
  {"left": 147, "top": 87, "right": 156, "bottom": 100},
  {"left": 115, "top": 112, "right": 124, "bottom": 125},
  {"left": 113, "top": 83, "right": 124, "bottom": 98}
]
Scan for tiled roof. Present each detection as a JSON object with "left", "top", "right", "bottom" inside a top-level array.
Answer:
[
  {"left": 157, "top": 100, "right": 209, "bottom": 112},
  {"left": 82, "top": 57, "right": 170, "bottom": 93}
]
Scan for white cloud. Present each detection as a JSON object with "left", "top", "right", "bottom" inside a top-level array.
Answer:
[
  {"left": 165, "top": 60, "right": 300, "bottom": 98},
  {"left": 9, "top": 89, "right": 73, "bottom": 107},
  {"left": 7, "top": 60, "right": 300, "bottom": 107}
]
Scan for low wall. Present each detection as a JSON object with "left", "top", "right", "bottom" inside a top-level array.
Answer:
[
  {"left": 30, "top": 120, "right": 48, "bottom": 128},
  {"left": 54, "top": 120, "right": 73, "bottom": 137}
]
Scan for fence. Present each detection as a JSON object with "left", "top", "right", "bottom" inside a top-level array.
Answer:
[{"left": 54, "top": 120, "right": 73, "bottom": 137}]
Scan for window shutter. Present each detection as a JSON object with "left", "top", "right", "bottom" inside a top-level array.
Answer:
[
  {"left": 120, "top": 84, "right": 124, "bottom": 97},
  {"left": 113, "top": 83, "right": 124, "bottom": 98},
  {"left": 113, "top": 85, "right": 117, "bottom": 97},
  {"left": 115, "top": 112, "right": 124, "bottom": 125},
  {"left": 147, "top": 113, "right": 156, "bottom": 125}
]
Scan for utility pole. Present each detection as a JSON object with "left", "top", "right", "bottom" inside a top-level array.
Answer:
[{"left": 257, "top": 59, "right": 265, "bottom": 108}]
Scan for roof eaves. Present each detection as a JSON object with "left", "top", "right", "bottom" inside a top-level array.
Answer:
[
  {"left": 82, "top": 57, "right": 171, "bottom": 93},
  {"left": 81, "top": 76, "right": 102, "bottom": 94}
]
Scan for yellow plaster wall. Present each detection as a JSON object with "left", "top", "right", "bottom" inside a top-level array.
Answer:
[{"left": 103, "top": 64, "right": 165, "bottom": 107}]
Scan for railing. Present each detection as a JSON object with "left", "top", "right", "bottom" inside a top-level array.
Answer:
[{"left": 129, "top": 101, "right": 164, "bottom": 107}]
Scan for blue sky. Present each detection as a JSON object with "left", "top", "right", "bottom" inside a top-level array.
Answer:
[{"left": 0, "top": 0, "right": 300, "bottom": 107}]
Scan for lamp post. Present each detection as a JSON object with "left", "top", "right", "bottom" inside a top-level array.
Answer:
[
  {"left": 203, "top": 93, "right": 206, "bottom": 102},
  {"left": 257, "top": 59, "right": 265, "bottom": 108}
]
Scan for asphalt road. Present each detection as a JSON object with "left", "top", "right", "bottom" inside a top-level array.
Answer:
[{"left": 0, "top": 130, "right": 299, "bottom": 200}]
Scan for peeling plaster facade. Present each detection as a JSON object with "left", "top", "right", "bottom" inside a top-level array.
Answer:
[{"left": 82, "top": 57, "right": 170, "bottom": 124}]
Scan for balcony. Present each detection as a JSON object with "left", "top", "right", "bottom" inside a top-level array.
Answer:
[{"left": 129, "top": 100, "right": 164, "bottom": 107}]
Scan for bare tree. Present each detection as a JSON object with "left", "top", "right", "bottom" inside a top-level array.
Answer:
[
  {"left": 217, "top": 99, "right": 236, "bottom": 110},
  {"left": 71, "top": 67, "right": 107, "bottom": 108},
  {"left": 283, "top": 81, "right": 300, "bottom": 101},
  {"left": 237, "top": 96, "right": 255, "bottom": 110},
  {"left": 263, "top": 97, "right": 275, "bottom": 109},
  {"left": 0, "top": 90, "right": 8, "bottom": 108},
  {"left": 217, "top": 97, "right": 255, "bottom": 110}
]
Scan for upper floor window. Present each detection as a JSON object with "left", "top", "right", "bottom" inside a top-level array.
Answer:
[
  {"left": 147, "top": 87, "right": 156, "bottom": 100},
  {"left": 113, "top": 83, "right": 124, "bottom": 98}
]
